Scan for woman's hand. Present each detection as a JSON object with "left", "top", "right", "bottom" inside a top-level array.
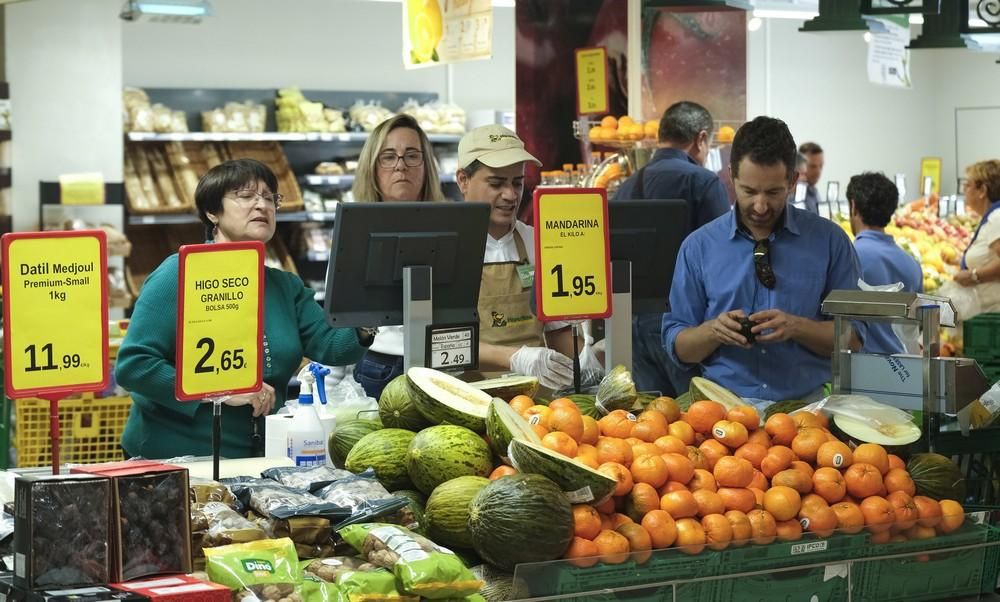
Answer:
[
  {"left": 206, "top": 382, "right": 276, "bottom": 417},
  {"left": 954, "top": 270, "right": 976, "bottom": 287}
]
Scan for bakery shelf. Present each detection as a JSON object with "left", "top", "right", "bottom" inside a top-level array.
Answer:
[
  {"left": 126, "top": 131, "right": 462, "bottom": 144},
  {"left": 304, "top": 174, "right": 355, "bottom": 187}
]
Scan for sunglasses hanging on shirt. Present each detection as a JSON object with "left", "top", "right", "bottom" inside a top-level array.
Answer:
[{"left": 753, "top": 239, "right": 776, "bottom": 289}]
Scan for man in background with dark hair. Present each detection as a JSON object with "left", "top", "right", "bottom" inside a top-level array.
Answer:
[
  {"left": 795, "top": 142, "right": 824, "bottom": 214},
  {"left": 848, "top": 171, "right": 923, "bottom": 355},
  {"left": 613, "top": 100, "right": 730, "bottom": 397},
  {"left": 662, "top": 117, "right": 862, "bottom": 405}
]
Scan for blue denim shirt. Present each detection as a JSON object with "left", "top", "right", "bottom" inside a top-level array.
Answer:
[
  {"left": 854, "top": 230, "right": 923, "bottom": 354},
  {"left": 662, "top": 207, "right": 864, "bottom": 402}
]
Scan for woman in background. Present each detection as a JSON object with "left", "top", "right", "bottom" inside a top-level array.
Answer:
[{"left": 954, "top": 159, "right": 1000, "bottom": 314}]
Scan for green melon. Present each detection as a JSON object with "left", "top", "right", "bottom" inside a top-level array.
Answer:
[
  {"left": 344, "top": 428, "right": 416, "bottom": 490},
  {"left": 407, "top": 425, "right": 493, "bottom": 495},
  {"left": 689, "top": 377, "right": 748, "bottom": 412},
  {"left": 595, "top": 365, "right": 637, "bottom": 414},
  {"left": 469, "top": 375, "right": 540, "bottom": 401},
  {"left": 407, "top": 367, "right": 492, "bottom": 432},
  {"left": 392, "top": 488, "right": 428, "bottom": 535},
  {"left": 424, "top": 476, "right": 491, "bottom": 549},
  {"left": 507, "top": 439, "right": 617, "bottom": 504},
  {"left": 565, "top": 394, "right": 600, "bottom": 419},
  {"left": 328, "top": 418, "right": 382, "bottom": 468},
  {"left": 468, "top": 473, "right": 574, "bottom": 571},
  {"left": 907, "top": 453, "right": 967, "bottom": 502},
  {"left": 485, "top": 399, "right": 541, "bottom": 463},
  {"left": 379, "top": 374, "right": 431, "bottom": 431}
]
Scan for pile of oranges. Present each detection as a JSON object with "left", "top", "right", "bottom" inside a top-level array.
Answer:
[
  {"left": 499, "top": 395, "right": 966, "bottom": 567},
  {"left": 588, "top": 116, "right": 659, "bottom": 143}
]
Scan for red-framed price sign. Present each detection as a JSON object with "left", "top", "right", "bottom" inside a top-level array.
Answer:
[
  {"left": 533, "top": 187, "right": 612, "bottom": 321},
  {"left": 2, "top": 230, "right": 110, "bottom": 399},
  {"left": 175, "top": 242, "right": 264, "bottom": 401}
]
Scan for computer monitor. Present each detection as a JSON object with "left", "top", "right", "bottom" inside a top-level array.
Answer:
[
  {"left": 608, "top": 198, "right": 691, "bottom": 314},
  {"left": 323, "top": 202, "right": 490, "bottom": 327}
]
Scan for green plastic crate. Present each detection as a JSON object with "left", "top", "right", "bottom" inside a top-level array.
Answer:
[
  {"left": 852, "top": 522, "right": 1000, "bottom": 602},
  {"left": 711, "top": 564, "right": 851, "bottom": 602},
  {"left": 717, "top": 531, "right": 868, "bottom": 572}
]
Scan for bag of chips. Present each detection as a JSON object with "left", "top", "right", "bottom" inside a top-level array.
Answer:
[{"left": 338, "top": 524, "right": 482, "bottom": 599}]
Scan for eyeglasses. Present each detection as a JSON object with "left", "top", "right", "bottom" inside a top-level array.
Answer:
[
  {"left": 753, "top": 239, "right": 776, "bottom": 289},
  {"left": 227, "top": 189, "right": 283, "bottom": 209},
  {"left": 378, "top": 150, "right": 424, "bottom": 170}
]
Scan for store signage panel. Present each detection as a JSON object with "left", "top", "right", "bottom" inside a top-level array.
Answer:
[
  {"left": 575, "top": 46, "right": 610, "bottom": 115},
  {"left": 2, "top": 231, "right": 109, "bottom": 398},
  {"left": 175, "top": 242, "right": 264, "bottom": 401},
  {"left": 533, "top": 188, "right": 612, "bottom": 321},
  {"left": 403, "top": 0, "right": 493, "bottom": 68},
  {"left": 58, "top": 172, "right": 106, "bottom": 205},
  {"left": 920, "top": 157, "right": 942, "bottom": 196}
]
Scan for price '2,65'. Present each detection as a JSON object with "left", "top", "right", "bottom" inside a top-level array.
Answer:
[{"left": 193, "top": 337, "right": 246, "bottom": 374}]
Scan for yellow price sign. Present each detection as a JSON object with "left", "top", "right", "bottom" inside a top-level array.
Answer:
[
  {"left": 920, "top": 157, "right": 942, "bottom": 196},
  {"left": 176, "top": 242, "right": 264, "bottom": 401},
  {"left": 575, "top": 46, "right": 609, "bottom": 116},
  {"left": 533, "top": 188, "right": 612, "bottom": 321},
  {"left": 2, "top": 231, "right": 109, "bottom": 398}
]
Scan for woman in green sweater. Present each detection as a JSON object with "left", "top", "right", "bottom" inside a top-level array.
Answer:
[{"left": 116, "top": 159, "right": 374, "bottom": 459}]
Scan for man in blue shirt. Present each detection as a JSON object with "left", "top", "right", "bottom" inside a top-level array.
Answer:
[
  {"left": 848, "top": 171, "right": 923, "bottom": 355},
  {"left": 662, "top": 117, "right": 863, "bottom": 404},
  {"left": 614, "top": 101, "right": 731, "bottom": 397}
]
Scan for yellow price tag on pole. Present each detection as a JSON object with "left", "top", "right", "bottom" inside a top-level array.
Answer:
[
  {"left": 2, "top": 231, "right": 110, "bottom": 398},
  {"left": 575, "top": 46, "right": 609, "bottom": 116},
  {"left": 533, "top": 188, "right": 612, "bottom": 321},
  {"left": 176, "top": 242, "right": 264, "bottom": 401}
]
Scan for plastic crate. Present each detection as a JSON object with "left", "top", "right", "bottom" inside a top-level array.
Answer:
[
  {"left": 717, "top": 531, "right": 868, "bottom": 572},
  {"left": 852, "top": 522, "right": 1000, "bottom": 602},
  {"left": 964, "top": 313, "right": 1000, "bottom": 362},
  {"left": 13, "top": 394, "right": 131, "bottom": 467},
  {"left": 712, "top": 563, "right": 851, "bottom": 602}
]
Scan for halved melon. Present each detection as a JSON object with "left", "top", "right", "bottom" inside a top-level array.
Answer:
[
  {"left": 470, "top": 375, "right": 539, "bottom": 400},
  {"left": 508, "top": 439, "right": 617, "bottom": 504},
  {"left": 689, "top": 377, "right": 749, "bottom": 412},
  {"left": 833, "top": 413, "right": 921, "bottom": 447},
  {"left": 407, "top": 367, "right": 492, "bottom": 432},
  {"left": 485, "top": 398, "right": 541, "bottom": 462}
]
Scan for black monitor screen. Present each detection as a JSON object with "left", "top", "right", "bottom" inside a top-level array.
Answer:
[{"left": 324, "top": 202, "right": 490, "bottom": 327}]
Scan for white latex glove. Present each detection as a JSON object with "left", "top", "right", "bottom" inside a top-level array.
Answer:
[{"left": 510, "top": 346, "right": 574, "bottom": 389}]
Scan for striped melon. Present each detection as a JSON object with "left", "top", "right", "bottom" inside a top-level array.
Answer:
[
  {"left": 424, "top": 476, "right": 490, "bottom": 549},
  {"left": 407, "top": 367, "right": 492, "bottom": 432},
  {"left": 379, "top": 374, "right": 430, "bottom": 431},
  {"left": 406, "top": 425, "right": 493, "bottom": 495},
  {"left": 485, "top": 398, "right": 541, "bottom": 463},
  {"left": 328, "top": 418, "right": 382, "bottom": 468},
  {"left": 344, "top": 428, "right": 416, "bottom": 490},
  {"left": 470, "top": 375, "right": 540, "bottom": 401},
  {"left": 689, "top": 377, "right": 748, "bottom": 412},
  {"left": 508, "top": 439, "right": 617, "bottom": 504}
]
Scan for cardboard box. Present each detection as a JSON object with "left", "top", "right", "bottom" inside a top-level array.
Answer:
[
  {"left": 12, "top": 474, "right": 112, "bottom": 591},
  {"left": 70, "top": 463, "right": 192, "bottom": 583},
  {"left": 113, "top": 576, "right": 229, "bottom": 602},
  {"left": 0, "top": 573, "right": 148, "bottom": 601}
]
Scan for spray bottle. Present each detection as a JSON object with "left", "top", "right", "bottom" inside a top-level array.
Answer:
[
  {"left": 285, "top": 370, "right": 327, "bottom": 467},
  {"left": 307, "top": 363, "right": 338, "bottom": 447}
]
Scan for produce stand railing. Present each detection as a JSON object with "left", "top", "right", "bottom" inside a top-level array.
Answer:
[{"left": 510, "top": 513, "right": 1000, "bottom": 602}]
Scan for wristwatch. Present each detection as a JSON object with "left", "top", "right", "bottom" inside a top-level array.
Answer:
[
  {"left": 356, "top": 326, "right": 379, "bottom": 347},
  {"left": 972, "top": 268, "right": 980, "bottom": 283}
]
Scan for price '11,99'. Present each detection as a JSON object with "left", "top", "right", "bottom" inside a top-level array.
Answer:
[
  {"left": 550, "top": 264, "right": 596, "bottom": 298},
  {"left": 23, "top": 343, "right": 84, "bottom": 372}
]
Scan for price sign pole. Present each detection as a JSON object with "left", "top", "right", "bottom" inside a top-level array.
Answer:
[
  {"left": 176, "top": 242, "right": 264, "bottom": 480},
  {"left": 2, "top": 231, "right": 110, "bottom": 474},
  {"left": 534, "top": 188, "right": 612, "bottom": 391}
]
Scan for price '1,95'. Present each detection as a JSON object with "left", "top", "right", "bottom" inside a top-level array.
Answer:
[
  {"left": 193, "top": 337, "right": 246, "bottom": 374},
  {"left": 24, "top": 343, "right": 84, "bottom": 372},
  {"left": 550, "top": 264, "right": 597, "bottom": 298}
]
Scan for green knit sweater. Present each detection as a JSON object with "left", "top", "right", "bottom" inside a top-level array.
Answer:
[{"left": 116, "top": 254, "right": 364, "bottom": 459}]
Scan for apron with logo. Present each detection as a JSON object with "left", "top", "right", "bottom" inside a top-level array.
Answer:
[{"left": 474, "top": 230, "right": 545, "bottom": 379}]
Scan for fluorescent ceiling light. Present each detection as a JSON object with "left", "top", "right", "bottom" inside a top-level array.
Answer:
[
  {"left": 120, "top": 0, "right": 211, "bottom": 22},
  {"left": 748, "top": 16, "right": 763, "bottom": 31}
]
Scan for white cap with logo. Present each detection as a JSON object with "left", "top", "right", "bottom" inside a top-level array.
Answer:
[{"left": 458, "top": 124, "right": 542, "bottom": 170}]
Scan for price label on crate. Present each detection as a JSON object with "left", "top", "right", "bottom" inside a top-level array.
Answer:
[
  {"left": 2, "top": 231, "right": 110, "bottom": 398},
  {"left": 176, "top": 242, "right": 264, "bottom": 401},
  {"left": 533, "top": 188, "right": 612, "bottom": 321}
]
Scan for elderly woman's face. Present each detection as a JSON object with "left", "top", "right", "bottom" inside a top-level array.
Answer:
[
  {"left": 211, "top": 179, "right": 278, "bottom": 243},
  {"left": 376, "top": 127, "right": 426, "bottom": 202}
]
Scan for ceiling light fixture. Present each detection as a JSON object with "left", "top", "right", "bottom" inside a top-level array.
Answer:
[{"left": 119, "top": 0, "right": 212, "bottom": 23}]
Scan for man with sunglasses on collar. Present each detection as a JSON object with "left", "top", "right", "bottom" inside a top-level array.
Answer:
[{"left": 662, "top": 116, "right": 863, "bottom": 406}]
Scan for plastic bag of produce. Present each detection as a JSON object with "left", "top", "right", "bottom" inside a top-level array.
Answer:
[
  {"left": 226, "top": 478, "right": 350, "bottom": 520},
  {"left": 338, "top": 523, "right": 482, "bottom": 599},
  {"left": 193, "top": 501, "right": 267, "bottom": 548},
  {"left": 298, "top": 572, "right": 349, "bottom": 602},
  {"left": 204, "top": 537, "right": 299, "bottom": 601},
  {"left": 261, "top": 465, "right": 354, "bottom": 491},
  {"left": 314, "top": 473, "right": 412, "bottom": 529}
]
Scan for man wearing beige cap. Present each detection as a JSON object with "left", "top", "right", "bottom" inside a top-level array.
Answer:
[{"left": 456, "top": 125, "right": 576, "bottom": 389}]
